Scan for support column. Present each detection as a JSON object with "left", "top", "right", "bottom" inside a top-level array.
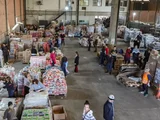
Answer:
[
  {"left": 24, "top": 0, "right": 26, "bottom": 25},
  {"left": 4, "top": 0, "right": 8, "bottom": 34},
  {"left": 76, "top": 0, "right": 79, "bottom": 26},
  {"left": 20, "top": 0, "right": 22, "bottom": 21},
  {"left": 108, "top": 0, "right": 120, "bottom": 46},
  {"left": 14, "top": 0, "right": 16, "bottom": 24}
]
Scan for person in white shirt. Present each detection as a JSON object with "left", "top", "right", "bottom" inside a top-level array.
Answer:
[{"left": 23, "top": 72, "right": 32, "bottom": 96}]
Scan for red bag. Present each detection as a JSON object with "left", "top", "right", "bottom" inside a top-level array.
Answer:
[{"left": 74, "top": 65, "right": 78, "bottom": 72}]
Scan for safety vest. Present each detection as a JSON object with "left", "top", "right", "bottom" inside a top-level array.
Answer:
[{"left": 142, "top": 72, "right": 150, "bottom": 84}]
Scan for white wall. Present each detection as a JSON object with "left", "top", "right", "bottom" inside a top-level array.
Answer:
[{"left": 26, "top": 0, "right": 128, "bottom": 25}]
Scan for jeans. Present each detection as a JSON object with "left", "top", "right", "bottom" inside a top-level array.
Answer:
[
  {"left": 107, "top": 63, "right": 112, "bottom": 73},
  {"left": 141, "top": 83, "right": 148, "bottom": 95},
  {"left": 8, "top": 90, "right": 14, "bottom": 98}
]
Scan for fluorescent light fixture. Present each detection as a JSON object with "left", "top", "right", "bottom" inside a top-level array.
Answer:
[
  {"left": 65, "top": 6, "right": 69, "bottom": 10},
  {"left": 133, "top": 12, "right": 136, "bottom": 16}
]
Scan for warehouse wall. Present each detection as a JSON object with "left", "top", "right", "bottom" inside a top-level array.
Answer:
[
  {"left": 26, "top": 0, "right": 128, "bottom": 25},
  {"left": 0, "top": 0, "right": 25, "bottom": 42}
]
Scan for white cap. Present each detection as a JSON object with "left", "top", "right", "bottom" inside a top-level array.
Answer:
[
  {"left": 145, "top": 68, "right": 150, "bottom": 72},
  {"left": 108, "top": 95, "right": 115, "bottom": 100}
]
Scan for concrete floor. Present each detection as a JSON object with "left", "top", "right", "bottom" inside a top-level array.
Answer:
[{"left": 13, "top": 38, "right": 160, "bottom": 120}]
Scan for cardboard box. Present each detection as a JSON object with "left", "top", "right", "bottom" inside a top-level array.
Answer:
[{"left": 52, "top": 105, "right": 67, "bottom": 120}]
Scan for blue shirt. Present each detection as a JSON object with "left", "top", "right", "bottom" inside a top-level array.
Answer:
[{"left": 30, "top": 81, "right": 45, "bottom": 91}]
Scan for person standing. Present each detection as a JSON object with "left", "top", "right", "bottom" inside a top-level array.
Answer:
[
  {"left": 74, "top": 51, "right": 79, "bottom": 73},
  {"left": 3, "top": 101, "right": 17, "bottom": 120},
  {"left": 132, "top": 46, "right": 140, "bottom": 64},
  {"left": 99, "top": 46, "right": 106, "bottom": 66},
  {"left": 3, "top": 79, "right": 15, "bottom": 98},
  {"left": 106, "top": 54, "right": 113, "bottom": 74},
  {"left": 88, "top": 36, "right": 92, "bottom": 51},
  {"left": 58, "top": 36, "right": 62, "bottom": 49},
  {"left": 93, "top": 39, "right": 98, "bottom": 52},
  {"left": 61, "top": 56, "right": 67, "bottom": 77},
  {"left": 142, "top": 49, "right": 151, "bottom": 69},
  {"left": 30, "top": 79, "right": 45, "bottom": 92},
  {"left": 124, "top": 47, "right": 131, "bottom": 64},
  {"left": 105, "top": 44, "right": 109, "bottom": 57},
  {"left": 0, "top": 46, "right": 3, "bottom": 67},
  {"left": 60, "top": 32, "right": 65, "bottom": 46},
  {"left": 111, "top": 46, "right": 117, "bottom": 69},
  {"left": 23, "top": 72, "right": 31, "bottom": 96},
  {"left": 82, "top": 100, "right": 96, "bottom": 120},
  {"left": 139, "top": 68, "right": 152, "bottom": 97},
  {"left": 2, "top": 43, "right": 9, "bottom": 65},
  {"left": 50, "top": 50, "right": 56, "bottom": 66},
  {"left": 103, "top": 95, "right": 115, "bottom": 120}
]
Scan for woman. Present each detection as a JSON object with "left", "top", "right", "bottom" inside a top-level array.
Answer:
[
  {"left": 30, "top": 79, "right": 45, "bottom": 92},
  {"left": 23, "top": 72, "right": 31, "bottom": 96},
  {"left": 61, "top": 56, "right": 67, "bottom": 77},
  {"left": 3, "top": 78, "right": 14, "bottom": 98},
  {"left": 3, "top": 101, "right": 17, "bottom": 120},
  {"left": 125, "top": 47, "right": 131, "bottom": 64},
  {"left": 74, "top": 51, "right": 79, "bottom": 73},
  {"left": 50, "top": 50, "right": 56, "bottom": 66},
  {"left": 82, "top": 100, "right": 96, "bottom": 120}
]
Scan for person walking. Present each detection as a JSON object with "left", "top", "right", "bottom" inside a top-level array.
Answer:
[
  {"left": 103, "top": 95, "right": 115, "bottom": 120},
  {"left": 58, "top": 36, "right": 62, "bottom": 49},
  {"left": 139, "top": 68, "right": 152, "bottom": 97},
  {"left": 3, "top": 101, "right": 17, "bottom": 120},
  {"left": 50, "top": 50, "right": 56, "bottom": 66},
  {"left": 82, "top": 100, "right": 96, "bottom": 120},
  {"left": 2, "top": 43, "right": 9, "bottom": 65},
  {"left": 74, "top": 51, "right": 79, "bottom": 73},
  {"left": 60, "top": 32, "right": 65, "bottom": 46},
  {"left": 132, "top": 46, "right": 140, "bottom": 64}
]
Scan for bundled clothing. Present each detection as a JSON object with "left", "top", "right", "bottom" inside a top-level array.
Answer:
[
  {"left": 103, "top": 100, "right": 114, "bottom": 120},
  {"left": 30, "top": 81, "right": 45, "bottom": 92},
  {"left": 82, "top": 110, "right": 96, "bottom": 120}
]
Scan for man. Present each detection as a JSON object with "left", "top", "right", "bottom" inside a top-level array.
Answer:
[
  {"left": 60, "top": 32, "right": 65, "bottom": 46},
  {"left": 103, "top": 95, "right": 115, "bottom": 120},
  {"left": 2, "top": 43, "right": 9, "bottom": 65},
  {"left": 88, "top": 36, "right": 92, "bottom": 51},
  {"left": 94, "top": 39, "right": 98, "bottom": 52},
  {"left": 3, "top": 101, "right": 17, "bottom": 120},
  {"left": 142, "top": 49, "right": 151, "bottom": 69},
  {"left": 140, "top": 68, "right": 152, "bottom": 97}
]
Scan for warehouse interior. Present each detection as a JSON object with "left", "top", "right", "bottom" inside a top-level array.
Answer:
[{"left": 0, "top": 0, "right": 160, "bottom": 120}]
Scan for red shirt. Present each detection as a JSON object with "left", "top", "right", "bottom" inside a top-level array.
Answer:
[
  {"left": 125, "top": 49, "right": 131, "bottom": 58},
  {"left": 105, "top": 48, "right": 109, "bottom": 55}
]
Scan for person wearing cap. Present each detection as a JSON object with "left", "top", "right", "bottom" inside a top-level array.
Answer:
[
  {"left": 103, "top": 95, "right": 115, "bottom": 120},
  {"left": 3, "top": 101, "right": 17, "bottom": 120},
  {"left": 139, "top": 68, "right": 152, "bottom": 97}
]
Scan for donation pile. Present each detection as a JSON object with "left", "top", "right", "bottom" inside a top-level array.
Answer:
[
  {"left": 23, "top": 91, "right": 49, "bottom": 108},
  {"left": 30, "top": 56, "right": 46, "bottom": 68},
  {"left": 21, "top": 108, "right": 52, "bottom": 120},
  {"left": 0, "top": 65, "right": 15, "bottom": 80},
  {"left": 117, "top": 64, "right": 141, "bottom": 87},
  {"left": 43, "top": 67, "right": 67, "bottom": 96}
]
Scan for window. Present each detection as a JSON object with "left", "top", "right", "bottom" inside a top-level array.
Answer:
[
  {"left": 105, "top": 0, "right": 112, "bottom": 6},
  {"left": 80, "top": 0, "right": 89, "bottom": 6},
  {"left": 93, "top": 0, "right": 102, "bottom": 6},
  {"left": 120, "top": 0, "right": 128, "bottom": 7}
]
